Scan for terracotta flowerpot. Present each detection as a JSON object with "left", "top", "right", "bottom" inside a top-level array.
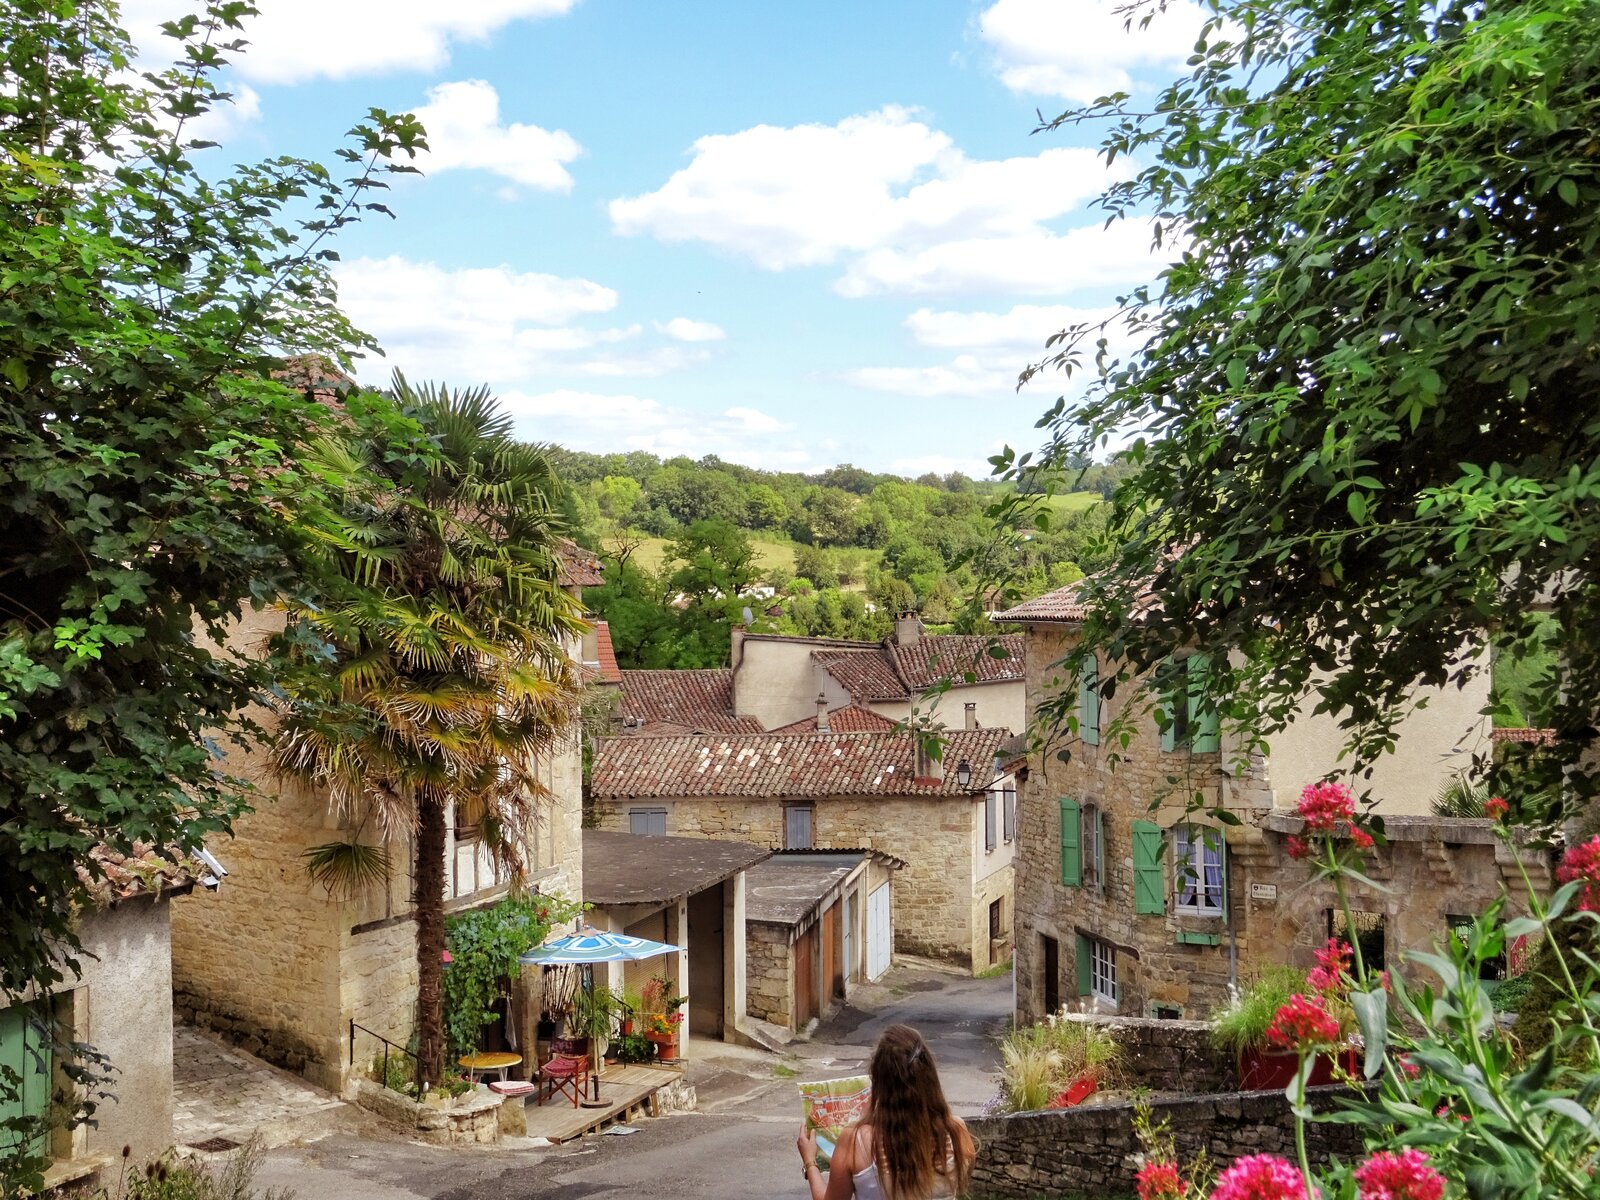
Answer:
[{"left": 1239, "top": 1047, "right": 1359, "bottom": 1091}]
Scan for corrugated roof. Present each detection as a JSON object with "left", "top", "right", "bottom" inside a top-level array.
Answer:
[
  {"left": 619, "top": 669, "right": 765, "bottom": 735},
  {"left": 592, "top": 727, "right": 1011, "bottom": 799}
]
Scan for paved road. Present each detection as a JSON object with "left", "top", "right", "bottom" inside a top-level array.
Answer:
[{"left": 253, "top": 962, "right": 1011, "bottom": 1199}]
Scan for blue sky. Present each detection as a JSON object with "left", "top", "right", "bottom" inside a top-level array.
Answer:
[{"left": 128, "top": 0, "right": 1207, "bottom": 476}]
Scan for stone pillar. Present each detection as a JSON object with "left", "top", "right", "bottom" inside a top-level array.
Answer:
[
  {"left": 666, "top": 894, "right": 689, "bottom": 1016},
  {"left": 723, "top": 872, "right": 746, "bottom": 1042}
]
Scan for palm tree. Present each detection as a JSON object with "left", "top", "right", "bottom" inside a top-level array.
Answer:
[{"left": 273, "top": 375, "right": 585, "bottom": 1084}]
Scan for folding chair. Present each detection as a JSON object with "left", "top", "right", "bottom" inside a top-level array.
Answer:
[{"left": 538, "top": 1038, "right": 592, "bottom": 1107}]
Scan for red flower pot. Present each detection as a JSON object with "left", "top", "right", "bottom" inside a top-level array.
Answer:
[
  {"left": 1047, "top": 1072, "right": 1099, "bottom": 1109},
  {"left": 1239, "top": 1047, "right": 1359, "bottom": 1091}
]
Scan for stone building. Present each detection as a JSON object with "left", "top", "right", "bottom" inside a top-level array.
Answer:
[
  {"left": 616, "top": 617, "right": 1025, "bottom": 737},
  {"left": 996, "top": 581, "right": 1538, "bottom": 1023},
  {"left": 3, "top": 847, "right": 201, "bottom": 1190},
  {"left": 170, "top": 553, "right": 597, "bottom": 1093},
  {"left": 591, "top": 726, "right": 1020, "bottom": 972}
]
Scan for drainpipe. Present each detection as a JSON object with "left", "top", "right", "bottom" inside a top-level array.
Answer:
[{"left": 1223, "top": 773, "right": 1239, "bottom": 996}]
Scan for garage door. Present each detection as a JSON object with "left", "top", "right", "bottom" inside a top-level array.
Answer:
[{"left": 866, "top": 884, "right": 892, "bottom": 981}]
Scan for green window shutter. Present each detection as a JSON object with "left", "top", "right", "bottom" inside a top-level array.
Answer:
[
  {"left": 0, "top": 1001, "right": 51, "bottom": 1160},
  {"left": 1079, "top": 658, "right": 1100, "bottom": 746},
  {"left": 1094, "top": 806, "right": 1106, "bottom": 896},
  {"left": 1132, "top": 820, "right": 1165, "bottom": 915},
  {"left": 1058, "top": 798, "right": 1082, "bottom": 887},
  {"left": 1075, "top": 934, "right": 1092, "bottom": 996},
  {"left": 1188, "top": 653, "right": 1220, "bottom": 753},
  {"left": 1158, "top": 698, "right": 1177, "bottom": 752},
  {"left": 1214, "top": 829, "right": 1230, "bottom": 922}
]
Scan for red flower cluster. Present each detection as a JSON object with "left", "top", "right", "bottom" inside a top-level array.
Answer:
[
  {"left": 1266, "top": 993, "right": 1342, "bottom": 1052},
  {"left": 1398, "top": 1055, "right": 1420, "bottom": 1080},
  {"left": 1307, "top": 938, "right": 1352, "bottom": 994},
  {"left": 1286, "top": 836, "right": 1313, "bottom": 861},
  {"left": 1137, "top": 1160, "right": 1187, "bottom": 1200},
  {"left": 1434, "top": 1105, "right": 1470, "bottom": 1124},
  {"left": 1557, "top": 836, "right": 1600, "bottom": 913},
  {"left": 1354, "top": 1150, "right": 1445, "bottom": 1200},
  {"left": 1298, "top": 781, "right": 1355, "bottom": 832},
  {"left": 1348, "top": 826, "right": 1375, "bottom": 851},
  {"left": 1209, "top": 1154, "right": 1312, "bottom": 1200},
  {"left": 1484, "top": 796, "right": 1510, "bottom": 822}
]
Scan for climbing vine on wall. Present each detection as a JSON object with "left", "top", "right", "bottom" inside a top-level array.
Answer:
[{"left": 442, "top": 893, "right": 584, "bottom": 1057}]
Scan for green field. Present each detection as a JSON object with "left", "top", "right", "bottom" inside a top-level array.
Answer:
[
  {"left": 1044, "top": 491, "right": 1104, "bottom": 513},
  {"left": 627, "top": 533, "right": 798, "bottom": 574}
]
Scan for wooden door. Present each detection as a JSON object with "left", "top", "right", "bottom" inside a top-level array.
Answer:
[
  {"left": 866, "top": 884, "right": 891, "bottom": 980},
  {"left": 794, "top": 926, "right": 818, "bottom": 1027}
]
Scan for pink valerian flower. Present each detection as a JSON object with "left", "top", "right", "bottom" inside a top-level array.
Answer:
[
  {"left": 1285, "top": 836, "right": 1313, "bottom": 861},
  {"left": 1398, "top": 1055, "right": 1421, "bottom": 1080},
  {"left": 1347, "top": 825, "right": 1375, "bottom": 851},
  {"left": 1307, "top": 938, "right": 1352, "bottom": 994},
  {"left": 1354, "top": 1150, "right": 1446, "bottom": 1200},
  {"left": 1298, "top": 781, "right": 1356, "bottom": 832},
  {"left": 1484, "top": 796, "right": 1510, "bottom": 821},
  {"left": 1557, "top": 836, "right": 1600, "bottom": 913},
  {"left": 1435, "top": 1105, "right": 1470, "bottom": 1124},
  {"left": 1266, "top": 993, "right": 1342, "bottom": 1052},
  {"left": 1137, "top": 1160, "right": 1187, "bottom": 1200},
  {"left": 1210, "top": 1154, "right": 1313, "bottom": 1200}
]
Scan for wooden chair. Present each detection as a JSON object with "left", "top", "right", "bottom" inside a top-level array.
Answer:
[{"left": 538, "top": 1037, "right": 592, "bottom": 1107}]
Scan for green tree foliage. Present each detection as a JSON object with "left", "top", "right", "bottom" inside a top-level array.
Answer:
[
  {"left": 1004, "top": 0, "right": 1600, "bottom": 814},
  {"left": 443, "top": 893, "right": 583, "bottom": 1059},
  {"left": 0, "top": 5, "right": 421, "bottom": 1183},
  {"left": 273, "top": 379, "right": 585, "bottom": 1085}
]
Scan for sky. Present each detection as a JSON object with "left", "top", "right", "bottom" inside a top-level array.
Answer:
[{"left": 124, "top": 0, "right": 1207, "bottom": 477}]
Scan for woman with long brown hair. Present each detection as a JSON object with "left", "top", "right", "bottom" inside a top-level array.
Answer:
[{"left": 797, "top": 1024, "right": 976, "bottom": 1200}]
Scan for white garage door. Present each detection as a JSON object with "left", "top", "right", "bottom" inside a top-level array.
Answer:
[{"left": 866, "top": 883, "right": 892, "bottom": 981}]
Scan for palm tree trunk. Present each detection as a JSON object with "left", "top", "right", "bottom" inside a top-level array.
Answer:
[{"left": 414, "top": 791, "right": 448, "bottom": 1087}]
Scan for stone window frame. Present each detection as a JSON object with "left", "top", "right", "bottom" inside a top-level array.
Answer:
[{"left": 1171, "top": 824, "right": 1226, "bottom": 916}]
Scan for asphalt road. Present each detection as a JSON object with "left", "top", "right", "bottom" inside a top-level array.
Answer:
[{"left": 252, "top": 961, "right": 1012, "bottom": 1200}]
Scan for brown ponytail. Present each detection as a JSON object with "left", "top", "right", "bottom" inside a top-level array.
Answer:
[{"left": 864, "top": 1024, "right": 975, "bottom": 1199}]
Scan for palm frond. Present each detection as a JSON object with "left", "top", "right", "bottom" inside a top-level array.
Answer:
[{"left": 303, "top": 840, "right": 393, "bottom": 899}]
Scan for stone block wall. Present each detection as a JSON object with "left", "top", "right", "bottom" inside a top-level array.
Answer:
[
  {"left": 1055, "top": 1012, "right": 1235, "bottom": 1094},
  {"left": 968, "top": 1086, "right": 1362, "bottom": 1200},
  {"left": 746, "top": 923, "right": 793, "bottom": 1027}
]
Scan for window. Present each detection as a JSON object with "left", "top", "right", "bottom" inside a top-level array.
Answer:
[
  {"left": 1002, "top": 785, "right": 1016, "bottom": 843},
  {"left": 984, "top": 792, "right": 997, "bottom": 853},
  {"left": 1081, "top": 804, "right": 1104, "bottom": 892},
  {"left": 1331, "top": 909, "right": 1386, "bottom": 975},
  {"left": 785, "top": 805, "right": 814, "bottom": 850},
  {"left": 1151, "top": 1003, "right": 1183, "bottom": 1020},
  {"left": 1089, "top": 938, "right": 1119, "bottom": 1005},
  {"left": 1041, "top": 935, "right": 1060, "bottom": 1014},
  {"left": 1058, "top": 798, "right": 1081, "bottom": 886},
  {"left": 1132, "top": 820, "right": 1165, "bottom": 915},
  {"left": 1078, "top": 656, "right": 1101, "bottom": 746},
  {"left": 1173, "top": 825, "right": 1226, "bottom": 915},
  {"left": 989, "top": 897, "right": 1006, "bottom": 942},
  {"left": 1160, "top": 654, "right": 1220, "bottom": 753},
  {"left": 630, "top": 807, "right": 667, "bottom": 837},
  {"left": 0, "top": 1000, "right": 51, "bottom": 1161}
]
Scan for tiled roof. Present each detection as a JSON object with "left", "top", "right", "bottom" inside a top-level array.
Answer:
[
  {"left": 588, "top": 620, "right": 622, "bottom": 684},
  {"left": 1491, "top": 727, "right": 1557, "bottom": 746},
  {"left": 619, "top": 669, "right": 765, "bottom": 735},
  {"left": 813, "top": 635, "right": 1025, "bottom": 701},
  {"left": 80, "top": 844, "right": 201, "bottom": 906},
  {"left": 993, "top": 582, "right": 1093, "bottom": 624},
  {"left": 769, "top": 705, "right": 899, "bottom": 735},
  {"left": 557, "top": 539, "right": 606, "bottom": 588},
  {"left": 592, "top": 727, "right": 1011, "bottom": 799}
]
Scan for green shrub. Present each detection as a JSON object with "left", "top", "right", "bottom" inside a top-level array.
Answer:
[
  {"left": 72, "top": 1137, "right": 292, "bottom": 1200},
  {"left": 997, "top": 1015, "right": 1121, "bottom": 1112},
  {"left": 1208, "top": 964, "right": 1309, "bottom": 1058}
]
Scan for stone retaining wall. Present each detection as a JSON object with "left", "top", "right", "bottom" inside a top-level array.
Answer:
[
  {"left": 351, "top": 1079, "right": 519, "bottom": 1145},
  {"left": 1059, "top": 1012, "right": 1235, "bottom": 1093},
  {"left": 968, "top": 1085, "right": 1362, "bottom": 1199}
]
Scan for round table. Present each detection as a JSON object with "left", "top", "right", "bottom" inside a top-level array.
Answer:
[{"left": 457, "top": 1051, "right": 522, "bottom": 1083}]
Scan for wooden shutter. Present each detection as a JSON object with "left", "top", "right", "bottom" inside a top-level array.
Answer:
[
  {"left": 1214, "top": 829, "right": 1230, "bottom": 922},
  {"left": 1058, "top": 798, "right": 1082, "bottom": 887},
  {"left": 1132, "top": 820, "right": 1165, "bottom": 915},
  {"left": 1159, "top": 697, "right": 1177, "bottom": 752},
  {"left": 1075, "top": 934, "right": 1092, "bottom": 997},
  {"left": 1094, "top": 806, "right": 1106, "bottom": 896},
  {"left": 0, "top": 1001, "right": 50, "bottom": 1159},
  {"left": 1079, "top": 658, "right": 1100, "bottom": 746},
  {"left": 1188, "top": 653, "right": 1220, "bottom": 753}
]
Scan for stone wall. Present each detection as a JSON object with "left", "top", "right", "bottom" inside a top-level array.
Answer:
[
  {"left": 1014, "top": 623, "right": 1553, "bottom": 1024},
  {"left": 968, "top": 1086, "right": 1362, "bottom": 1200},
  {"left": 1055, "top": 1012, "right": 1235, "bottom": 1094},
  {"left": 594, "top": 794, "right": 991, "bottom": 970},
  {"left": 746, "top": 923, "right": 793, "bottom": 1027}
]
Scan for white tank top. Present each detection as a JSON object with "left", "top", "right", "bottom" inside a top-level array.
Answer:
[{"left": 850, "top": 1159, "right": 957, "bottom": 1200}]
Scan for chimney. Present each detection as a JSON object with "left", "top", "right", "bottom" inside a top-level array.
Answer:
[
  {"left": 913, "top": 740, "right": 944, "bottom": 785},
  {"left": 964, "top": 702, "right": 978, "bottom": 730},
  {"left": 730, "top": 622, "right": 746, "bottom": 665},
  {"left": 816, "top": 694, "right": 830, "bottom": 733},
  {"left": 894, "top": 611, "right": 923, "bottom": 646}
]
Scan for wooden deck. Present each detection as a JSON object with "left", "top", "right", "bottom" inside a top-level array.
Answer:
[{"left": 522, "top": 1063, "right": 681, "bottom": 1143}]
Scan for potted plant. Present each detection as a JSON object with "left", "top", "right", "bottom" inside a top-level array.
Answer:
[
  {"left": 567, "top": 982, "right": 618, "bottom": 1059},
  {"left": 640, "top": 975, "right": 687, "bottom": 1062},
  {"left": 1210, "top": 964, "right": 1356, "bottom": 1089},
  {"left": 616, "top": 985, "right": 644, "bottom": 1037},
  {"left": 614, "top": 1031, "right": 654, "bottom": 1064}
]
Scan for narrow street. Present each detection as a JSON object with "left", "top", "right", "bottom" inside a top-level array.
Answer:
[{"left": 251, "top": 963, "right": 1011, "bottom": 1199}]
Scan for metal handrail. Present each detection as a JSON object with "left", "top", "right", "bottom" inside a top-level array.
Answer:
[{"left": 350, "top": 1019, "right": 425, "bottom": 1095}]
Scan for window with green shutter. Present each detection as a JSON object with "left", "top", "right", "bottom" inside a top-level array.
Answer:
[
  {"left": 1187, "top": 653, "right": 1220, "bottom": 753},
  {"left": 1075, "top": 933, "right": 1092, "bottom": 996},
  {"left": 1058, "top": 798, "right": 1082, "bottom": 887},
  {"left": 0, "top": 1000, "right": 51, "bottom": 1161},
  {"left": 1079, "top": 657, "right": 1100, "bottom": 746},
  {"left": 1132, "top": 820, "right": 1165, "bottom": 914}
]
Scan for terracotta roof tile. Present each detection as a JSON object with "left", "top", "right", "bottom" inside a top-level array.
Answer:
[
  {"left": 80, "top": 844, "right": 201, "bottom": 906},
  {"left": 813, "top": 635, "right": 1024, "bottom": 701},
  {"left": 769, "top": 704, "right": 899, "bottom": 735},
  {"left": 812, "top": 649, "right": 909, "bottom": 702},
  {"left": 557, "top": 539, "right": 606, "bottom": 588},
  {"left": 1491, "top": 727, "right": 1557, "bottom": 746},
  {"left": 993, "top": 582, "right": 1095, "bottom": 623},
  {"left": 619, "top": 669, "right": 765, "bottom": 735},
  {"left": 592, "top": 727, "right": 1011, "bottom": 799},
  {"left": 590, "top": 620, "right": 622, "bottom": 684}
]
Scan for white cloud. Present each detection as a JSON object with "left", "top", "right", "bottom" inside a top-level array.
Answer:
[
  {"left": 333, "top": 257, "right": 718, "bottom": 389},
  {"left": 121, "top": 1, "right": 578, "bottom": 85},
  {"left": 845, "top": 356, "right": 1018, "bottom": 400},
  {"left": 610, "top": 106, "right": 1153, "bottom": 297},
  {"left": 186, "top": 82, "right": 262, "bottom": 145},
  {"left": 658, "top": 317, "right": 727, "bottom": 343},
  {"left": 904, "top": 303, "right": 1111, "bottom": 353},
  {"left": 410, "top": 81, "right": 581, "bottom": 192},
  {"left": 889, "top": 452, "right": 1001, "bottom": 479},
  {"left": 502, "top": 390, "right": 811, "bottom": 469},
  {"left": 978, "top": 0, "right": 1212, "bottom": 103}
]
